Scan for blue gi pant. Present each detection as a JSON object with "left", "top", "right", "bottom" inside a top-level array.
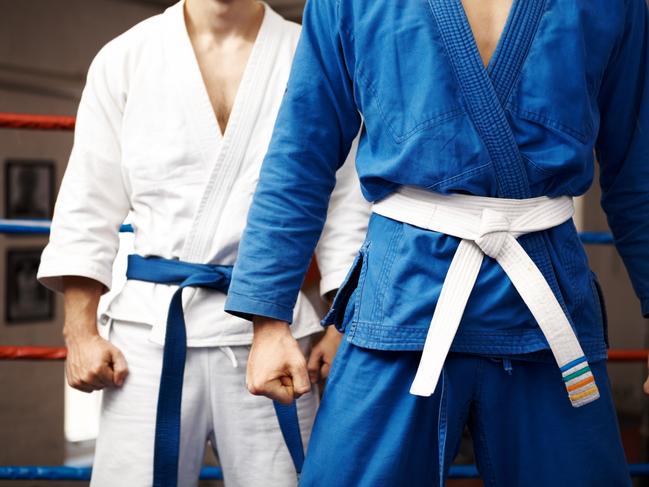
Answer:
[{"left": 300, "top": 340, "right": 630, "bottom": 487}]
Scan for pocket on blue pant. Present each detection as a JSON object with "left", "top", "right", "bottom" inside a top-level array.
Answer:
[{"left": 322, "top": 242, "right": 370, "bottom": 333}]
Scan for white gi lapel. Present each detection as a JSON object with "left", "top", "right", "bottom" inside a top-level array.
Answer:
[{"left": 179, "top": 4, "right": 284, "bottom": 263}]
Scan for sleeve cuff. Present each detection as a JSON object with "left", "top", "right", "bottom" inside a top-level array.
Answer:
[
  {"left": 37, "top": 260, "right": 113, "bottom": 294},
  {"left": 319, "top": 268, "right": 350, "bottom": 297},
  {"left": 642, "top": 297, "right": 649, "bottom": 319},
  {"left": 224, "top": 291, "right": 295, "bottom": 323}
]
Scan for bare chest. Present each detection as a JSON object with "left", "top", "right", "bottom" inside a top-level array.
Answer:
[
  {"left": 194, "top": 42, "right": 254, "bottom": 135},
  {"left": 461, "top": 0, "right": 514, "bottom": 66}
]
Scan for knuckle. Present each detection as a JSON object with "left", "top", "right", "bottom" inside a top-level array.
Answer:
[{"left": 248, "top": 380, "right": 267, "bottom": 395}]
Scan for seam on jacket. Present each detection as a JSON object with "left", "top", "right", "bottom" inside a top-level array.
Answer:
[
  {"left": 507, "top": 104, "right": 593, "bottom": 143},
  {"left": 425, "top": 162, "right": 492, "bottom": 191}
]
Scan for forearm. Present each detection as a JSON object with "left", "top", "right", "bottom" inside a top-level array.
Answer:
[{"left": 62, "top": 276, "right": 103, "bottom": 341}]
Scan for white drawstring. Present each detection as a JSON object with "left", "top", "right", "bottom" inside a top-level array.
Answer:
[{"left": 220, "top": 346, "right": 239, "bottom": 368}]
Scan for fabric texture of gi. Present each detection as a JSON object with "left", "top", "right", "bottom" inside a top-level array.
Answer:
[
  {"left": 92, "top": 320, "right": 317, "bottom": 487},
  {"left": 226, "top": 0, "right": 649, "bottom": 361},
  {"left": 38, "top": 0, "right": 369, "bottom": 347},
  {"left": 299, "top": 339, "right": 630, "bottom": 487}
]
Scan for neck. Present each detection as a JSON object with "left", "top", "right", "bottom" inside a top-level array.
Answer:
[{"left": 184, "top": 0, "right": 264, "bottom": 41}]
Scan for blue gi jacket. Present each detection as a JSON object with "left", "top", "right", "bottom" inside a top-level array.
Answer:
[{"left": 225, "top": 0, "right": 649, "bottom": 360}]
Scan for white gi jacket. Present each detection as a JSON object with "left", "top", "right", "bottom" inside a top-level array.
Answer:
[{"left": 38, "top": 1, "right": 369, "bottom": 347}]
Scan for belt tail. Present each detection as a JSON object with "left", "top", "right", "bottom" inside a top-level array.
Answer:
[
  {"left": 153, "top": 288, "right": 187, "bottom": 487},
  {"left": 410, "top": 241, "right": 484, "bottom": 397},
  {"left": 273, "top": 401, "right": 305, "bottom": 474},
  {"left": 561, "top": 356, "right": 600, "bottom": 407},
  {"left": 498, "top": 237, "right": 600, "bottom": 408}
]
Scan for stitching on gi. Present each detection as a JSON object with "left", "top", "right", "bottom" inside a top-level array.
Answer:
[
  {"left": 425, "top": 162, "right": 492, "bottom": 192},
  {"left": 370, "top": 222, "right": 404, "bottom": 323},
  {"left": 507, "top": 103, "right": 593, "bottom": 143},
  {"left": 490, "top": 0, "right": 549, "bottom": 107},
  {"left": 225, "top": 290, "right": 295, "bottom": 312},
  {"left": 553, "top": 222, "right": 586, "bottom": 310},
  {"left": 355, "top": 67, "right": 465, "bottom": 144},
  {"left": 347, "top": 242, "right": 371, "bottom": 341}
]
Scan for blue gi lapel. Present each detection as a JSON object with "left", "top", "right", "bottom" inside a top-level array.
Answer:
[
  {"left": 487, "top": 0, "right": 547, "bottom": 105},
  {"left": 426, "top": 0, "right": 577, "bottom": 331},
  {"left": 426, "top": 0, "right": 547, "bottom": 199}
]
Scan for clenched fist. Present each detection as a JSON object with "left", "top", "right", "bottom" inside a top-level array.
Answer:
[
  {"left": 65, "top": 333, "right": 128, "bottom": 393},
  {"left": 62, "top": 276, "right": 128, "bottom": 393},
  {"left": 247, "top": 317, "right": 311, "bottom": 404}
]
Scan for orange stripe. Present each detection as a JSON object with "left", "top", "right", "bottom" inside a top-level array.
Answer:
[
  {"left": 566, "top": 376, "right": 594, "bottom": 392},
  {"left": 570, "top": 386, "right": 598, "bottom": 402}
]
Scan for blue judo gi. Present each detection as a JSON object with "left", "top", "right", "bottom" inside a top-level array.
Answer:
[{"left": 225, "top": 0, "right": 649, "bottom": 484}]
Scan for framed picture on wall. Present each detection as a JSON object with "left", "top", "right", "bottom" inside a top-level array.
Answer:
[
  {"left": 4, "top": 159, "right": 55, "bottom": 220},
  {"left": 5, "top": 248, "right": 54, "bottom": 323}
]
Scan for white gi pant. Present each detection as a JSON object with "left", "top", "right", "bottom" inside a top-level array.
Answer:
[{"left": 91, "top": 319, "right": 318, "bottom": 487}]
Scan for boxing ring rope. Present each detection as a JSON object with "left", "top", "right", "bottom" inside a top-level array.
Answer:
[
  {"left": 1, "top": 345, "right": 646, "bottom": 362},
  {"left": 0, "top": 111, "right": 644, "bottom": 480},
  {"left": 0, "top": 112, "right": 75, "bottom": 131},
  {"left": 3, "top": 463, "right": 649, "bottom": 481},
  {"left": 0, "top": 219, "right": 134, "bottom": 235}
]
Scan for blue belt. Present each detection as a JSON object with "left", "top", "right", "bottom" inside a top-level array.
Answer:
[{"left": 126, "top": 255, "right": 305, "bottom": 487}]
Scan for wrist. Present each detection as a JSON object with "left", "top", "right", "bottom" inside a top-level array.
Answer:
[
  {"left": 325, "top": 325, "right": 342, "bottom": 338},
  {"left": 63, "top": 323, "right": 99, "bottom": 344},
  {"left": 252, "top": 316, "right": 291, "bottom": 337}
]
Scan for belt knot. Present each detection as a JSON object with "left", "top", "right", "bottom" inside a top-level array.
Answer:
[{"left": 475, "top": 208, "right": 510, "bottom": 258}]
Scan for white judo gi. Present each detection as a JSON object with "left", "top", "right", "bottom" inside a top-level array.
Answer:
[{"left": 37, "top": 2, "right": 369, "bottom": 486}]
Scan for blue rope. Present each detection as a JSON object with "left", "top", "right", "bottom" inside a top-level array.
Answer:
[
  {"left": 0, "top": 220, "right": 133, "bottom": 234},
  {"left": 579, "top": 231, "right": 615, "bottom": 245},
  {"left": 0, "top": 218, "right": 616, "bottom": 246},
  {"left": 2, "top": 464, "right": 648, "bottom": 480},
  {"left": 0, "top": 466, "right": 223, "bottom": 481}
]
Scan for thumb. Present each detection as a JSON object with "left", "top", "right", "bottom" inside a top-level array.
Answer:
[
  {"left": 110, "top": 347, "right": 129, "bottom": 387},
  {"left": 644, "top": 376, "right": 649, "bottom": 395},
  {"left": 289, "top": 360, "right": 311, "bottom": 397},
  {"left": 273, "top": 376, "right": 296, "bottom": 405}
]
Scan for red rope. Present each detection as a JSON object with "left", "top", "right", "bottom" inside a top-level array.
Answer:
[
  {"left": 0, "top": 112, "right": 75, "bottom": 131},
  {"left": 0, "top": 346, "right": 646, "bottom": 362},
  {"left": 608, "top": 349, "right": 649, "bottom": 362},
  {"left": 0, "top": 346, "right": 67, "bottom": 360}
]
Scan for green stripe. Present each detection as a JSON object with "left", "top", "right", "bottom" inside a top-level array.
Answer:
[{"left": 563, "top": 366, "right": 591, "bottom": 382}]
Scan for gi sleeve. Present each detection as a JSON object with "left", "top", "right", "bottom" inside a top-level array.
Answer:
[
  {"left": 315, "top": 136, "right": 370, "bottom": 297},
  {"left": 595, "top": 0, "right": 649, "bottom": 317},
  {"left": 225, "top": 0, "right": 362, "bottom": 322},
  {"left": 38, "top": 44, "right": 130, "bottom": 293}
]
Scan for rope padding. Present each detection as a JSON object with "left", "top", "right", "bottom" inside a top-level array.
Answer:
[{"left": 0, "top": 112, "right": 75, "bottom": 131}]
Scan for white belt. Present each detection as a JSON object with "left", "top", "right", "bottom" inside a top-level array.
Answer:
[{"left": 372, "top": 187, "right": 600, "bottom": 408}]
